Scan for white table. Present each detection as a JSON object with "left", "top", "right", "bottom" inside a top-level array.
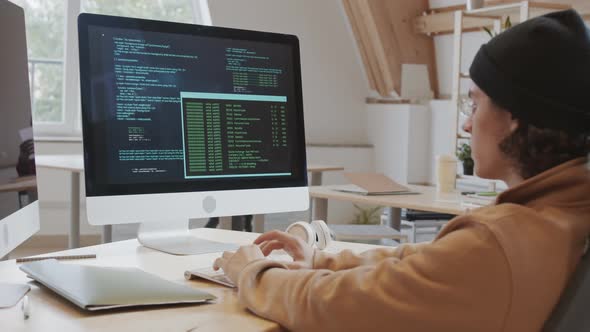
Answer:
[
  {"left": 309, "top": 184, "right": 466, "bottom": 230},
  {"left": 0, "top": 176, "right": 37, "bottom": 208},
  {"left": 0, "top": 228, "right": 382, "bottom": 332},
  {"left": 34, "top": 155, "right": 105, "bottom": 249},
  {"left": 304, "top": 165, "right": 344, "bottom": 222},
  {"left": 307, "top": 165, "right": 345, "bottom": 187}
]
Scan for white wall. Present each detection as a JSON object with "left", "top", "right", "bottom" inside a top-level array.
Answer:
[
  {"left": 428, "top": 99, "right": 456, "bottom": 183},
  {"left": 207, "top": 0, "right": 370, "bottom": 145},
  {"left": 434, "top": 32, "right": 489, "bottom": 97},
  {"left": 367, "top": 104, "right": 432, "bottom": 185},
  {"left": 428, "top": 0, "right": 491, "bottom": 96}
]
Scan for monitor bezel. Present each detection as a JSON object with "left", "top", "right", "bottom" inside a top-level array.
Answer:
[
  {"left": 78, "top": 13, "right": 308, "bottom": 197},
  {"left": 0, "top": 0, "right": 40, "bottom": 257}
]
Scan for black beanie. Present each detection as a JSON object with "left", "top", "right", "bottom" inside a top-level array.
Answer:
[{"left": 469, "top": 9, "right": 590, "bottom": 134}]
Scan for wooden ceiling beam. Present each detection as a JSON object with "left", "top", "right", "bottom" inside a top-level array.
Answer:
[{"left": 342, "top": 0, "right": 438, "bottom": 98}]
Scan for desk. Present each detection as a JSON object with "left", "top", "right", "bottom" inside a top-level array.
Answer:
[
  {"left": 0, "top": 228, "right": 381, "bottom": 332},
  {"left": 307, "top": 165, "right": 345, "bottom": 186},
  {"left": 305, "top": 165, "right": 344, "bottom": 222},
  {"left": 0, "top": 177, "right": 37, "bottom": 193},
  {"left": 309, "top": 185, "right": 466, "bottom": 230},
  {"left": 0, "top": 176, "right": 37, "bottom": 208},
  {"left": 34, "top": 155, "right": 102, "bottom": 249}
]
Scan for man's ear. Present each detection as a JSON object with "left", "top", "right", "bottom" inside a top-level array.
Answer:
[{"left": 509, "top": 116, "right": 519, "bottom": 134}]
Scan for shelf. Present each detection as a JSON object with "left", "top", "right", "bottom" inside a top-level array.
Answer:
[
  {"left": 414, "top": 1, "right": 570, "bottom": 35},
  {"left": 467, "top": 1, "right": 567, "bottom": 18},
  {"left": 366, "top": 97, "right": 411, "bottom": 105}
]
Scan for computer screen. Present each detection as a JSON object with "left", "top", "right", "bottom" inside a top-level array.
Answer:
[
  {"left": 79, "top": 14, "right": 307, "bottom": 197},
  {"left": 0, "top": 0, "right": 40, "bottom": 259},
  {"left": 78, "top": 14, "right": 308, "bottom": 254}
]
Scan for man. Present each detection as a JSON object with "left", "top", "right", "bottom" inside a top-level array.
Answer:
[{"left": 214, "top": 9, "right": 590, "bottom": 332}]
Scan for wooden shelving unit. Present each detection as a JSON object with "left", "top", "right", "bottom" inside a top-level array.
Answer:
[{"left": 414, "top": 1, "right": 570, "bottom": 35}]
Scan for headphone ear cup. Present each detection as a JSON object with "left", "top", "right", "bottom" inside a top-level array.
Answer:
[
  {"left": 286, "top": 221, "right": 316, "bottom": 247},
  {"left": 310, "top": 220, "right": 332, "bottom": 250}
]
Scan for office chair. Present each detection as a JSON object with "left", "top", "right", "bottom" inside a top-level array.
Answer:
[{"left": 542, "top": 238, "right": 590, "bottom": 332}]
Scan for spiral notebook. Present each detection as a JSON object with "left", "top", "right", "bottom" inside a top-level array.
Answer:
[{"left": 20, "top": 259, "right": 215, "bottom": 311}]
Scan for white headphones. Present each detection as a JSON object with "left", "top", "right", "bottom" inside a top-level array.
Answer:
[{"left": 286, "top": 220, "right": 332, "bottom": 250}]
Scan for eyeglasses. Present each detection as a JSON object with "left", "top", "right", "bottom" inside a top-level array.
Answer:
[{"left": 459, "top": 96, "right": 476, "bottom": 117}]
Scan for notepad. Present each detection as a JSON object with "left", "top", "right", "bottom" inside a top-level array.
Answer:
[
  {"left": 334, "top": 173, "right": 418, "bottom": 196},
  {"left": 20, "top": 259, "right": 215, "bottom": 311}
]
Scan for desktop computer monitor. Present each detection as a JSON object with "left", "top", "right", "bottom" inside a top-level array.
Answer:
[
  {"left": 78, "top": 14, "right": 308, "bottom": 254},
  {"left": 0, "top": 0, "right": 40, "bottom": 260}
]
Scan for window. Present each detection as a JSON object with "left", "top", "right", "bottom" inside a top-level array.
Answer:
[
  {"left": 13, "top": 0, "right": 211, "bottom": 137},
  {"left": 82, "top": 0, "right": 194, "bottom": 24},
  {"left": 19, "top": 0, "right": 65, "bottom": 124}
]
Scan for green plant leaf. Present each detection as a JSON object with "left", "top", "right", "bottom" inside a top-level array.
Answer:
[
  {"left": 351, "top": 205, "right": 383, "bottom": 225},
  {"left": 456, "top": 143, "right": 473, "bottom": 163}
]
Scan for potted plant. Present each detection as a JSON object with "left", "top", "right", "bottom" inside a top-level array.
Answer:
[
  {"left": 457, "top": 143, "right": 474, "bottom": 176},
  {"left": 351, "top": 204, "right": 382, "bottom": 225},
  {"left": 483, "top": 16, "right": 512, "bottom": 38}
]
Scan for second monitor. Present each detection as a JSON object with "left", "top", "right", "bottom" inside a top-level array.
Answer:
[{"left": 78, "top": 14, "right": 308, "bottom": 254}]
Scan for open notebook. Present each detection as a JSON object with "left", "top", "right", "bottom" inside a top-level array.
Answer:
[
  {"left": 334, "top": 173, "right": 418, "bottom": 196},
  {"left": 20, "top": 259, "right": 215, "bottom": 311}
]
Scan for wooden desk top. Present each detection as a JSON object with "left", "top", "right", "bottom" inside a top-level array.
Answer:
[
  {"left": 307, "top": 165, "right": 345, "bottom": 172},
  {"left": 0, "top": 177, "right": 37, "bottom": 193},
  {"left": 309, "top": 184, "right": 466, "bottom": 216},
  {"left": 0, "top": 228, "right": 381, "bottom": 332}
]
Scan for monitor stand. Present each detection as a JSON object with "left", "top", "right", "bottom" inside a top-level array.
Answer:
[{"left": 137, "top": 219, "right": 239, "bottom": 255}]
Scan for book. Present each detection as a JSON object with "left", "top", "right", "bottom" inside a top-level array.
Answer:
[
  {"left": 461, "top": 192, "right": 497, "bottom": 207},
  {"left": 333, "top": 173, "right": 418, "bottom": 196}
]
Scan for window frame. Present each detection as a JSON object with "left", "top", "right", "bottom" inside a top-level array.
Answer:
[{"left": 32, "top": 0, "right": 212, "bottom": 138}]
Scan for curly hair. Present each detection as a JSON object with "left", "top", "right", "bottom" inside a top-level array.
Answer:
[{"left": 498, "top": 122, "right": 590, "bottom": 179}]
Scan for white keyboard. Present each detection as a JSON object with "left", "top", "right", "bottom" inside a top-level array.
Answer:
[
  {"left": 185, "top": 255, "right": 294, "bottom": 288},
  {"left": 185, "top": 266, "right": 235, "bottom": 288}
]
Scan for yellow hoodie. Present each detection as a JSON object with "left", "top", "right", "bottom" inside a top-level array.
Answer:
[{"left": 236, "top": 158, "right": 590, "bottom": 332}]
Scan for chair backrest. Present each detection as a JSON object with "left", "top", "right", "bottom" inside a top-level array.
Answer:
[{"left": 543, "top": 242, "right": 590, "bottom": 332}]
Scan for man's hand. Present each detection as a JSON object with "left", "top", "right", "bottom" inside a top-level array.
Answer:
[
  {"left": 213, "top": 245, "right": 265, "bottom": 283},
  {"left": 254, "top": 230, "right": 315, "bottom": 270}
]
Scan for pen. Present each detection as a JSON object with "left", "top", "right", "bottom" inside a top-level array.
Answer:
[
  {"left": 21, "top": 295, "right": 30, "bottom": 320},
  {"left": 16, "top": 254, "right": 97, "bottom": 263}
]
